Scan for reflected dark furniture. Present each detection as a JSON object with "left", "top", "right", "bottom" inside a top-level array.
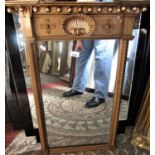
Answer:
[
  {"left": 127, "top": 8, "right": 150, "bottom": 126},
  {"left": 118, "top": 8, "right": 150, "bottom": 133},
  {"left": 5, "top": 11, "right": 39, "bottom": 140}
]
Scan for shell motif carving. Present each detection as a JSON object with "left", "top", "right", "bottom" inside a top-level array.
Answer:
[{"left": 63, "top": 14, "right": 95, "bottom": 36}]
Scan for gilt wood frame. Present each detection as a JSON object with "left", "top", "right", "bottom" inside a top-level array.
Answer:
[
  {"left": 6, "top": 1, "right": 149, "bottom": 154},
  {"left": 131, "top": 79, "right": 150, "bottom": 151}
]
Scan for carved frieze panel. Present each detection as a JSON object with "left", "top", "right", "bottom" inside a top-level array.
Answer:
[
  {"left": 6, "top": 1, "right": 149, "bottom": 40},
  {"left": 32, "top": 14, "right": 123, "bottom": 39}
]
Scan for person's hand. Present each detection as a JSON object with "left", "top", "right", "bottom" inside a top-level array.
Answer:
[{"left": 74, "top": 40, "right": 85, "bottom": 52}]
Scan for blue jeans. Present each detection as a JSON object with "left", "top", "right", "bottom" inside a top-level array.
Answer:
[{"left": 72, "top": 40, "right": 115, "bottom": 98}]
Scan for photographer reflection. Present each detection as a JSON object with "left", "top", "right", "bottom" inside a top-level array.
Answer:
[{"left": 63, "top": 40, "right": 116, "bottom": 108}]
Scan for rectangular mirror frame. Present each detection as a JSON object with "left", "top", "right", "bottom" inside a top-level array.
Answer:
[{"left": 6, "top": 1, "right": 149, "bottom": 154}]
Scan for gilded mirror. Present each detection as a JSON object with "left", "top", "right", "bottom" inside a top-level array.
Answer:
[{"left": 6, "top": 0, "right": 149, "bottom": 153}]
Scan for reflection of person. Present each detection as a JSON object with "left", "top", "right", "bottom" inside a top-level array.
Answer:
[
  {"left": 63, "top": 0, "right": 115, "bottom": 108},
  {"left": 63, "top": 39, "right": 115, "bottom": 108}
]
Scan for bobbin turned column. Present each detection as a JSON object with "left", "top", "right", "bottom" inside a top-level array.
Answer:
[
  {"left": 18, "top": 6, "right": 48, "bottom": 154},
  {"left": 109, "top": 39, "right": 129, "bottom": 145}
]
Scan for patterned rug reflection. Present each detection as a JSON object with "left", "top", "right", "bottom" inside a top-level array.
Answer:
[
  {"left": 5, "top": 128, "right": 150, "bottom": 155},
  {"left": 30, "top": 87, "right": 114, "bottom": 147},
  {"left": 6, "top": 86, "right": 149, "bottom": 155}
]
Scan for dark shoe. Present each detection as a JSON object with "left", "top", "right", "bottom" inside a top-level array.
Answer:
[
  {"left": 85, "top": 97, "right": 105, "bottom": 108},
  {"left": 62, "top": 89, "right": 83, "bottom": 97}
]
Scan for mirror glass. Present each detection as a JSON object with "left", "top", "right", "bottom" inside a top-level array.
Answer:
[
  {"left": 34, "top": 39, "right": 118, "bottom": 147},
  {"left": 119, "top": 28, "right": 140, "bottom": 121}
]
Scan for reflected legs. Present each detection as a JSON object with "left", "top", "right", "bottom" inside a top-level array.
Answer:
[{"left": 63, "top": 40, "right": 116, "bottom": 108}]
